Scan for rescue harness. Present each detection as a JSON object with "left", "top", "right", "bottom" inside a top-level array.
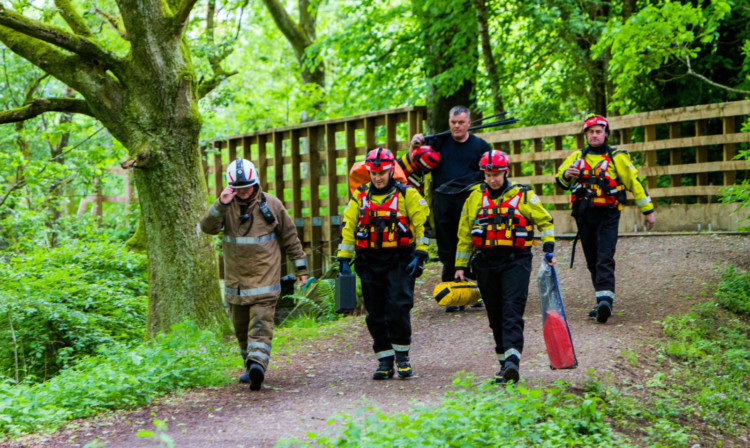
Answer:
[
  {"left": 355, "top": 182, "right": 414, "bottom": 250},
  {"left": 471, "top": 183, "right": 535, "bottom": 250},
  {"left": 570, "top": 147, "right": 627, "bottom": 211}
]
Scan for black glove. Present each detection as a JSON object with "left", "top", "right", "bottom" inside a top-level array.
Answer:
[
  {"left": 405, "top": 250, "right": 429, "bottom": 279},
  {"left": 337, "top": 257, "right": 352, "bottom": 274},
  {"left": 543, "top": 242, "right": 555, "bottom": 254}
]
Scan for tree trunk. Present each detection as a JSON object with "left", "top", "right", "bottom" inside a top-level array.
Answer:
[
  {"left": 474, "top": 0, "right": 504, "bottom": 115},
  {"left": 131, "top": 136, "right": 230, "bottom": 336}
]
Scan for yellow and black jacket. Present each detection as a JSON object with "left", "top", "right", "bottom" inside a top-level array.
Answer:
[
  {"left": 456, "top": 182, "right": 554, "bottom": 269},
  {"left": 556, "top": 146, "right": 654, "bottom": 215},
  {"left": 337, "top": 181, "right": 429, "bottom": 259}
]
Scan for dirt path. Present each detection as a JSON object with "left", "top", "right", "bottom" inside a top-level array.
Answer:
[{"left": 8, "top": 235, "right": 750, "bottom": 448}]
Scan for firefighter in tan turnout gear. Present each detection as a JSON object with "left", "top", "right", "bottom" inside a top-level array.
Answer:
[
  {"left": 337, "top": 148, "right": 429, "bottom": 380},
  {"left": 556, "top": 115, "right": 655, "bottom": 323},
  {"left": 454, "top": 150, "right": 556, "bottom": 384},
  {"left": 201, "top": 158, "right": 308, "bottom": 391}
]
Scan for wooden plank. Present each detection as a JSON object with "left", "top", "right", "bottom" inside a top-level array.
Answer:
[
  {"left": 272, "top": 131, "right": 284, "bottom": 201},
  {"left": 532, "top": 138, "right": 543, "bottom": 195},
  {"left": 213, "top": 141, "right": 223, "bottom": 198},
  {"left": 385, "top": 113, "right": 397, "bottom": 153},
  {"left": 290, "top": 129, "right": 302, "bottom": 221},
  {"left": 228, "top": 138, "right": 237, "bottom": 162},
  {"left": 254, "top": 135, "right": 268, "bottom": 192},
  {"left": 364, "top": 117, "right": 376, "bottom": 152},
  {"left": 610, "top": 100, "right": 750, "bottom": 130},
  {"left": 308, "top": 127, "right": 322, "bottom": 274},
  {"left": 511, "top": 140, "right": 522, "bottom": 178},
  {"left": 644, "top": 125, "right": 657, "bottom": 190},
  {"left": 695, "top": 120, "right": 708, "bottom": 204},
  {"left": 325, "top": 123, "right": 339, "bottom": 221},
  {"left": 618, "top": 132, "right": 750, "bottom": 154},
  {"left": 636, "top": 160, "right": 748, "bottom": 176},
  {"left": 724, "top": 116, "right": 736, "bottom": 185},
  {"left": 345, "top": 121, "right": 357, "bottom": 179},
  {"left": 668, "top": 123, "right": 682, "bottom": 203}
]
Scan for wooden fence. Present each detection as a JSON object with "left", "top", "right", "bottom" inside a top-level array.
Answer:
[{"left": 203, "top": 100, "right": 750, "bottom": 275}]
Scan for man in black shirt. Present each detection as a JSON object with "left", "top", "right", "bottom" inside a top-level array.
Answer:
[{"left": 411, "top": 106, "right": 491, "bottom": 312}]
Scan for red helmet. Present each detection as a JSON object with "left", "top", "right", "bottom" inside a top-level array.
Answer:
[
  {"left": 479, "top": 150, "right": 510, "bottom": 172},
  {"left": 583, "top": 115, "right": 609, "bottom": 133},
  {"left": 412, "top": 145, "right": 440, "bottom": 171},
  {"left": 365, "top": 147, "right": 395, "bottom": 171}
]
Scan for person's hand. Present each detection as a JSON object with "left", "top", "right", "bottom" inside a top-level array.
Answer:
[
  {"left": 544, "top": 252, "right": 557, "bottom": 267},
  {"left": 564, "top": 165, "right": 580, "bottom": 180},
  {"left": 644, "top": 213, "right": 655, "bottom": 231},
  {"left": 405, "top": 250, "right": 428, "bottom": 278},
  {"left": 220, "top": 185, "right": 236, "bottom": 205},
  {"left": 454, "top": 269, "right": 466, "bottom": 282},
  {"left": 411, "top": 133, "right": 425, "bottom": 149},
  {"left": 297, "top": 275, "right": 309, "bottom": 286},
  {"left": 337, "top": 257, "right": 352, "bottom": 274}
]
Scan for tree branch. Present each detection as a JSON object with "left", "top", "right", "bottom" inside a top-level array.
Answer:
[
  {"left": 175, "top": 0, "right": 199, "bottom": 35},
  {"left": 54, "top": 0, "right": 93, "bottom": 37},
  {"left": 261, "top": 0, "right": 310, "bottom": 58},
  {"left": 94, "top": 8, "right": 128, "bottom": 40},
  {"left": 0, "top": 98, "right": 93, "bottom": 124},
  {"left": 0, "top": 5, "right": 119, "bottom": 68},
  {"left": 683, "top": 55, "right": 750, "bottom": 96}
]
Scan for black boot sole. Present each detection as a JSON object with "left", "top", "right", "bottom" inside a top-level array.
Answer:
[
  {"left": 503, "top": 365, "right": 520, "bottom": 384},
  {"left": 249, "top": 365, "right": 265, "bottom": 391},
  {"left": 596, "top": 303, "right": 612, "bottom": 323}
]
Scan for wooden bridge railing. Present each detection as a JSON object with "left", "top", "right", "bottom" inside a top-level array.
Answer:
[{"left": 202, "top": 100, "right": 750, "bottom": 276}]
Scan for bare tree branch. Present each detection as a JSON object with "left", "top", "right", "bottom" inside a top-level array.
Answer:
[
  {"left": 175, "top": 0, "right": 199, "bottom": 35},
  {"left": 94, "top": 8, "right": 128, "bottom": 40},
  {"left": 195, "top": 0, "right": 237, "bottom": 99},
  {"left": 683, "top": 55, "right": 750, "bottom": 96},
  {"left": 0, "top": 98, "right": 93, "bottom": 124},
  {"left": 54, "top": 0, "right": 93, "bottom": 37},
  {"left": 0, "top": 5, "right": 120, "bottom": 68}
]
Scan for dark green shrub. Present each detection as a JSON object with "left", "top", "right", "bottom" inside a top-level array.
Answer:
[
  {"left": 0, "top": 239, "right": 148, "bottom": 381},
  {"left": 714, "top": 265, "right": 750, "bottom": 316}
]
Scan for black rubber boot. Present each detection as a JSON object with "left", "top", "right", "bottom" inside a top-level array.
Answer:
[
  {"left": 470, "top": 300, "right": 485, "bottom": 308},
  {"left": 445, "top": 305, "right": 465, "bottom": 312},
  {"left": 373, "top": 356, "right": 395, "bottom": 380},
  {"left": 239, "top": 368, "right": 251, "bottom": 384},
  {"left": 247, "top": 361, "right": 265, "bottom": 391},
  {"left": 395, "top": 352, "right": 413, "bottom": 379},
  {"left": 494, "top": 361, "right": 506, "bottom": 384},
  {"left": 503, "top": 361, "right": 520, "bottom": 384},
  {"left": 595, "top": 300, "right": 612, "bottom": 324}
]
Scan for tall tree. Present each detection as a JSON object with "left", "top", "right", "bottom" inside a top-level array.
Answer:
[{"left": 0, "top": 0, "right": 237, "bottom": 335}]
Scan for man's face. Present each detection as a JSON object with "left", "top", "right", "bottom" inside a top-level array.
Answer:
[
  {"left": 585, "top": 125, "right": 608, "bottom": 147},
  {"left": 234, "top": 185, "right": 255, "bottom": 200},
  {"left": 484, "top": 170, "right": 507, "bottom": 190},
  {"left": 449, "top": 112, "right": 470, "bottom": 142},
  {"left": 369, "top": 169, "right": 391, "bottom": 189}
]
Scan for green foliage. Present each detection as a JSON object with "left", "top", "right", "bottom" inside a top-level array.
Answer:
[
  {"left": 0, "top": 237, "right": 148, "bottom": 381},
  {"left": 281, "top": 377, "right": 627, "bottom": 447},
  {"left": 660, "top": 266, "right": 750, "bottom": 433},
  {"left": 0, "top": 321, "right": 235, "bottom": 438}
]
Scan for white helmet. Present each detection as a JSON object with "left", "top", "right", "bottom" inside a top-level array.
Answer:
[{"left": 225, "top": 158, "right": 259, "bottom": 189}]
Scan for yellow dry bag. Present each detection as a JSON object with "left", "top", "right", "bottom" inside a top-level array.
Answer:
[{"left": 433, "top": 281, "right": 481, "bottom": 307}]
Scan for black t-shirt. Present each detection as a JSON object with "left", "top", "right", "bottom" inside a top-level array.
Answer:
[{"left": 430, "top": 133, "right": 491, "bottom": 189}]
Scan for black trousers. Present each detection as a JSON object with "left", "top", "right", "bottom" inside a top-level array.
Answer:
[
  {"left": 434, "top": 190, "right": 472, "bottom": 281},
  {"left": 574, "top": 207, "right": 620, "bottom": 302},
  {"left": 355, "top": 248, "right": 416, "bottom": 355},
  {"left": 472, "top": 249, "right": 532, "bottom": 363}
]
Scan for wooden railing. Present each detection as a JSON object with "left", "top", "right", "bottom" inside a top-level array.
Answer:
[{"left": 199, "top": 101, "right": 749, "bottom": 275}]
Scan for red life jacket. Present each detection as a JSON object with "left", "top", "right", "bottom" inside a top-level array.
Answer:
[
  {"left": 570, "top": 148, "right": 626, "bottom": 210},
  {"left": 355, "top": 183, "right": 413, "bottom": 250},
  {"left": 471, "top": 184, "right": 534, "bottom": 249}
]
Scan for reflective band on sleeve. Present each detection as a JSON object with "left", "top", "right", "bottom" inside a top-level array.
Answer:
[
  {"left": 209, "top": 204, "right": 223, "bottom": 217},
  {"left": 596, "top": 290, "right": 615, "bottom": 299},
  {"left": 247, "top": 352, "right": 270, "bottom": 364},
  {"left": 419, "top": 199, "right": 427, "bottom": 206},
  {"left": 540, "top": 229, "right": 555, "bottom": 238},
  {"left": 293, "top": 258, "right": 307, "bottom": 268},
  {"left": 530, "top": 195, "right": 540, "bottom": 204},
  {"left": 392, "top": 344, "right": 410, "bottom": 352},
  {"left": 338, "top": 243, "right": 356, "bottom": 252},
  {"left": 248, "top": 342, "right": 272, "bottom": 353},
  {"left": 417, "top": 237, "right": 430, "bottom": 245},
  {"left": 224, "top": 233, "right": 276, "bottom": 245},
  {"left": 456, "top": 251, "right": 472, "bottom": 261},
  {"left": 226, "top": 283, "right": 281, "bottom": 297},
  {"left": 376, "top": 349, "right": 395, "bottom": 359},
  {"left": 635, "top": 197, "right": 652, "bottom": 206}
]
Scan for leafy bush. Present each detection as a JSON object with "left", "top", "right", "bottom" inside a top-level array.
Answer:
[
  {"left": 0, "top": 238, "right": 148, "bottom": 381},
  {"left": 714, "top": 265, "right": 750, "bottom": 316},
  {"left": 660, "top": 266, "right": 750, "bottom": 434},
  {"left": 0, "top": 321, "right": 235, "bottom": 438},
  {"left": 282, "top": 377, "right": 629, "bottom": 448}
]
